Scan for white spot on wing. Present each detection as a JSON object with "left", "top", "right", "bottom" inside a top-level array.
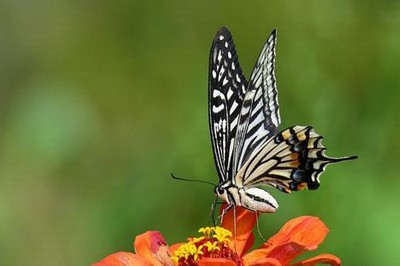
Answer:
[
  {"left": 222, "top": 77, "right": 228, "bottom": 86},
  {"left": 230, "top": 115, "right": 238, "bottom": 130},
  {"left": 241, "top": 85, "right": 246, "bottom": 94},
  {"left": 230, "top": 104, "right": 239, "bottom": 119},
  {"left": 227, "top": 88, "right": 233, "bottom": 99},
  {"left": 271, "top": 111, "right": 279, "bottom": 127},
  {"left": 213, "top": 89, "right": 225, "bottom": 99},
  {"left": 236, "top": 74, "right": 241, "bottom": 83},
  {"left": 313, "top": 161, "right": 324, "bottom": 172},
  {"left": 217, "top": 50, "right": 222, "bottom": 62},
  {"left": 218, "top": 66, "right": 225, "bottom": 81},
  {"left": 213, "top": 104, "right": 225, "bottom": 113},
  {"left": 255, "top": 75, "right": 262, "bottom": 88},
  {"left": 222, "top": 119, "right": 227, "bottom": 132}
]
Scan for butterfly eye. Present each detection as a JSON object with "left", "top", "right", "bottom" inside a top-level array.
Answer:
[{"left": 215, "top": 187, "right": 225, "bottom": 195}]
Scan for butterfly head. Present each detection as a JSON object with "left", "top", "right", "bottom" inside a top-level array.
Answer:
[{"left": 214, "top": 182, "right": 231, "bottom": 204}]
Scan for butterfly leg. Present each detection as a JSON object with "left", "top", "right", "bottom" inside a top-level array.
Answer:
[
  {"left": 219, "top": 203, "right": 234, "bottom": 225},
  {"left": 210, "top": 194, "right": 220, "bottom": 226},
  {"left": 255, "top": 211, "right": 267, "bottom": 242},
  {"left": 232, "top": 206, "right": 238, "bottom": 252},
  {"left": 220, "top": 205, "right": 240, "bottom": 253}
]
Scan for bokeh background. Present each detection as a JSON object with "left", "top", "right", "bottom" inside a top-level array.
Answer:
[{"left": 0, "top": 1, "right": 399, "bottom": 265}]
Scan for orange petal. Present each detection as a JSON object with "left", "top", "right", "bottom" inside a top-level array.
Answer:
[
  {"left": 258, "top": 242, "right": 305, "bottom": 265},
  {"left": 245, "top": 256, "right": 282, "bottom": 266},
  {"left": 247, "top": 216, "right": 330, "bottom": 265},
  {"left": 134, "top": 231, "right": 173, "bottom": 266},
  {"left": 168, "top": 242, "right": 183, "bottom": 256},
  {"left": 221, "top": 204, "right": 257, "bottom": 256},
  {"left": 92, "top": 252, "right": 151, "bottom": 266},
  {"left": 264, "top": 216, "right": 329, "bottom": 250},
  {"left": 198, "top": 257, "right": 237, "bottom": 266},
  {"left": 243, "top": 249, "right": 282, "bottom": 266},
  {"left": 290, "top": 254, "right": 341, "bottom": 266},
  {"left": 241, "top": 231, "right": 255, "bottom": 255}
]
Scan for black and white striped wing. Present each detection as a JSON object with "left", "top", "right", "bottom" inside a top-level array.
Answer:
[
  {"left": 235, "top": 126, "right": 357, "bottom": 192},
  {"left": 233, "top": 29, "right": 280, "bottom": 173},
  {"left": 208, "top": 27, "right": 248, "bottom": 181}
]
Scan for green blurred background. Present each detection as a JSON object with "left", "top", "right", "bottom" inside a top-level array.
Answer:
[{"left": 0, "top": 1, "right": 399, "bottom": 265}]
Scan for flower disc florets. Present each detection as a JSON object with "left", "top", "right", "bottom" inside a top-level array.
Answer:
[{"left": 171, "top": 226, "right": 243, "bottom": 266}]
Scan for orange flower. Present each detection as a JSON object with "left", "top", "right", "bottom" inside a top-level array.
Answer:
[
  {"left": 92, "top": 231, "right": 174, "bottom": 266},
  {"left": 221, "top": 206, "right": 341, "bottom": 266},
  {"left": 93, "top": 207, "right": 340, "bottom": 266}
]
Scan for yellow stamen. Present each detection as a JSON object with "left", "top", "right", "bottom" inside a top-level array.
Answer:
[
  {"left": 213, "top": 226, "right": 232, "bottom": 244},
  {"left": 191, "top": 236, "right": 205, "bottom": 243},
  {"left": 203, "top": 241, "right": 221, "bottom": 252},
  {"left": 171, "top": 241, "right": 203, "bottom": 263},
  {"left": 172, "top": 226, "right": 234, "bottom": 264},
  {"left": 198, "top": 227, "right": 213, "bottom": 237}
]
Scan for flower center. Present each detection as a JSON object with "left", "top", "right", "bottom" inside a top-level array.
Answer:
[{"left": 171, "top": 226, "right": 243, "bottom": 266}]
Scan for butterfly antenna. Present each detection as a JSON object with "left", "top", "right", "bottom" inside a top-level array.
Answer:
[{"left": 171, "top": 173, "right": 216, "bottom": 187}]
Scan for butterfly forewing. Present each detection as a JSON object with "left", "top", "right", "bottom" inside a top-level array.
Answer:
[
  {"left": 232, "top": 29, "right": 280, "bottom": 174},
  {"left": 208, "top": 27, "right": 248, "bottom": 182}
]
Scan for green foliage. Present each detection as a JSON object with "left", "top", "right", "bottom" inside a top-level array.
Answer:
[{"left": 0, "top": 0, "right": 398, "bottom": 265}]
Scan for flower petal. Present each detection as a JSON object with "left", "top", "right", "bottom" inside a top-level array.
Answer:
[
  {"left": 198, "top": 257, "right": 238, "bottom": 266},
  {"left": 263, "top": 216, "right": 329, "bottom": 250},
  {"left": 258, "top": 242, "right": 304, "bottom": 265},
  {"left": 92, "top": 252, "right": 151, "bottom": 266},
  {"left": 243, "top": 250, "right": 282, "bottom": 266},
  {"left": 168, "top": 242, "right": 183, "bottom": 256},
  {"left": 246, "top": 216, "right": 330, "bottom": 265},
  {"left": 241, "top": 231, "right": 255, "bottom": 255},
  {"left": 221, "top": 204, "right": 257, "bottom": 256},
  {"left": 290, "top": 254, "right": 341, "bottom": 266},
  {"left": 134, "top": 231, "right": 173, "bottom": 266}
]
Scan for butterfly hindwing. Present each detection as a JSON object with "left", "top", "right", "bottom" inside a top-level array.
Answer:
[
  {"left": 208, "top": 27, "right": 248, "bottom": 182},
  {"left": 236, "top": 126, "right": 356, "bottom": 193}
]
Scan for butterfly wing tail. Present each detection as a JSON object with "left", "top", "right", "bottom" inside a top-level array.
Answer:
[{"left": 327, "top": 155, "right": 358, "bottom": 163}]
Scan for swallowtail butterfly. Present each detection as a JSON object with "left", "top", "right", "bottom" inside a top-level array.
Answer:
[{"left": 209, "top": 27, "right": 356, "bottom": 213}]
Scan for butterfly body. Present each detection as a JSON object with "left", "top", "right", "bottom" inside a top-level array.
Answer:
[
  {"left": 208, "top": 27, "right": 356, "bottom": 214},
  {"left": 216, "top": 182, "right": 279, "bottom": 213}
]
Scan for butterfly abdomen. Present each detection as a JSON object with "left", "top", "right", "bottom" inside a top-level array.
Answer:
[{"left": 240, "top": 187, "right": 279, "bottom": 213}]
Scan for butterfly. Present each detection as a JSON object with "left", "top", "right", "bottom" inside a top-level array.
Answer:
[{"left": 208, "top": 27, "right": 357, "bottom": 214}]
